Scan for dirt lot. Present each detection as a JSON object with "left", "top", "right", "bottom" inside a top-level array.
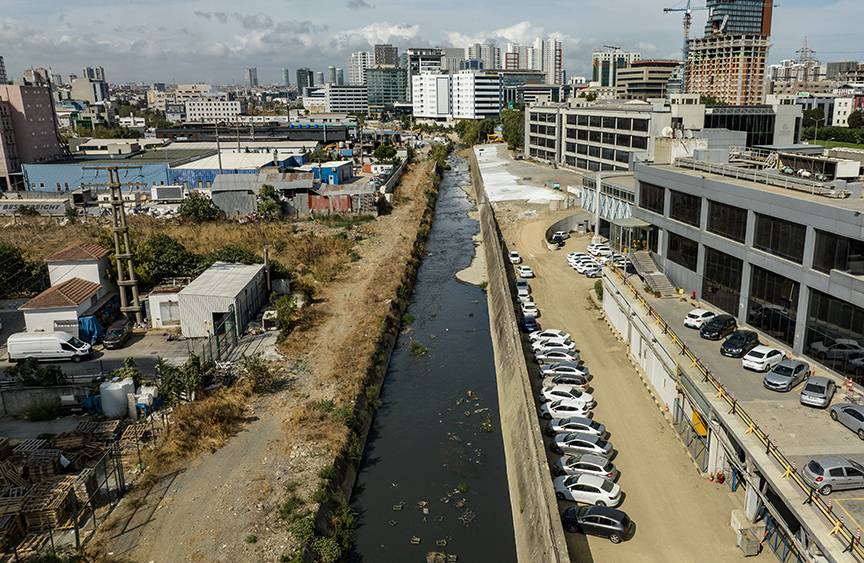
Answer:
[
  {"left": 91, "top": 157, "right": 440, "bottom": 562},
  {"left": 496, "top": 203, "right": 761, "bottom": 562}
]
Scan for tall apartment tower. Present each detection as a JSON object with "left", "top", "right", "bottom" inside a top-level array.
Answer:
[
  {"left": 406, "top": 48, "right": 443, "bottom": 101},
  {"left": 349, "top": 51, "right": 372, "bottom": 85},
  {"left": 705, "top": 0, "right": 773, "bottom": 36},
  {"left": 327, "top": 66, "right": 337, "bottom": 85},
  {"left": 315, "top": 71, "right": 325, "bottom": 86},
  {"left": 466, "top": 43, "right": 500, "bottom": 71},
  {"left": 0, "top": 85, "right": 64, "bottom": 190},
  {"left": 336, "top": 68, "right": 344, "bottom": 86},
  {"left": 441, "top": 48, "right": 466, "bottom": 73},
  {"left": 592, "top": 48, "right": 641, "bottom": 88},
  {"left": 0, "top": 57, "right": 7, "bottom": 85},
  {"left": 246, "top": 67, "right": 259, "bottom": 88},
  {"left": 82, "top": 66, "right": 105, "bottom": 81},
  {"left": 281, "top": 68, "right": 291, "bottom": 87},
  {"left": 535, "top": 37, "right": 564, "bottom": 84},
  {"left": 374, "top": 44, "right": 399, "bottom": 67},
  {"left": 296, "top": 68, "right": 315, "bottom": 91}
]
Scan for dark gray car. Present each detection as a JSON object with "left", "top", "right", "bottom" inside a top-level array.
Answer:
[
  {"left": 802, "top": 456, "right": 864, "bottom": 495},
  {"left": 763, "top": 359, "right": 810, "bottom": 392},
  {"left": 800, "top": 376, "right": 836, "bottom": 408},
  {"left": 830, "top": 403, "right": 864, "bottom": 440}
]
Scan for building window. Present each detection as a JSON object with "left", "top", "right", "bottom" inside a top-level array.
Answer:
[
  {"left": 590, "top": 116, "right": 601, "bottom": 128},
  {"left": 707, "top": 200, "right": 747, "bottom": 243},
  {"left": 669, "top": 190, "right": 701, "bottom": 227},
  {"left": 632, "top": 119, "right": 649, "bottom": 132},
  {"left": 702, "top": 246, "right": 743, "bottom": 316},
  {"left": 667, "top": 233, "right": 698, "bottom": 271},
  {"left": 747, "top": 266, "right": 799, "bottom": 346},
  {"left": 616, "top": 117, "right": 631, "bottom": 130},
  {"left": 602, "top": 117, "right": 616, "bottom": 129},
  {"left": 638, "top": 182, "right": 665, "bottom": 214},
  {"left": 805, "top": 290, "right": 864, "bottom": 379},
  {"left": 631, "top": 136, "right": 648, "bottom": 150},
  {"left": 754, "top": 213, "right": 806, "bottom": 263},
  {"left": 813, "top": 230, "right": 864, "bottom": 275},
  {"left": 577, "top": 115, "right": 589, "bottom": 126}
]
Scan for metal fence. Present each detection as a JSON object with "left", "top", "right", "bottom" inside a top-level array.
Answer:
[
  {"left": 191, "top": 309, "right": 239, "bottom": 369},
  {"left": 672, "top": 398, "right": 709, "bottom": 473},
  {"left": 608, "top": 266, "right": 864, "bottom": 559}
]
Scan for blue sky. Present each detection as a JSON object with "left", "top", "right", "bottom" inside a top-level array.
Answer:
[{"left": 2, "top": 0, "right": 863, "bottom": 84}]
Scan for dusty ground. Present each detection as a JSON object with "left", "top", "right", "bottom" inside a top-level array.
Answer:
[
  {"left": 94, "top": 157, "right": 440, "bottom": 562},
  {"left": 497, "top": 203, "right": 764, "bottom": 562}
]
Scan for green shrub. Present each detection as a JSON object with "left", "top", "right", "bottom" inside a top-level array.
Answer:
[
  {"left": 594, "top": 280, "right": 603, "bottom": 300},
  {"left": 26, "top": 400, "right": 60, "bottom": 422}
]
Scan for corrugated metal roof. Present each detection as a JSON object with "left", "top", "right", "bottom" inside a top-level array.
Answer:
[
  {"left": 45, "top": 243, "right": 111, "bottom": 262},
  {"left": 179, "top": 262, "right": 264, "bottom": 298},
  {"left": 177, "top": 152, "right": 280, "bottom": 170},
  {"left": 21, "top": 278, "right": 101, "bottom": 310}
]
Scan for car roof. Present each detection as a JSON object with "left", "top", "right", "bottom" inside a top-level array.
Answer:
[
  {"left": 806, "top": 376, "right": 832, "bottom": 385},
  {"left": 581, "top": 505, "right": 628, "bottom": 520},
  {"left": 836, "top": 403, "right": 864, "bottom": 413},
  {"left": 777, "top": 358, "right": 806, "bottom": 368},
  {"left": 808, "top": 455, "right": 858, "bottom": 468},
  {"left": 729, "top": 329, "right": 756, "bottom": 336},
  {"left": 558, "top": 416, "right": 592, "bottom": 425},
  {"left": 564, "top": 431, "right": 600, "bottom": 443},
  {"left": 712, "top": 314, "right": 735, "bottom": 321},
  {"left": 689, "top": 308, "right": 711, "bottom": 315},
  {"left": 749, "top": 345, "right": 777, "bottom": 354},
  {"left": 576, "top": 473, "right": 607, "bottom": 486}
]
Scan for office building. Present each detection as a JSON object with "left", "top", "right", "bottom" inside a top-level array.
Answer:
[
  {"left": 413, "top": 69, "right": 526, "bottom": 120},
  {"left": 524, "top": 95, "right": 802, "bottom": 172},
  {"left": 406, "top": 48, "right": 444, "bottom": 101},
  {"left": 349, "top": 52, "right": 372, "bottom": 85},
  {"left": 316, "top": 72, "right": 325, "bottom": 86},
  {"left": 466, "top": 43, "right": 500, "bottom": 71},
  {"left": 366, "top": 67, "right": 408, "bottom": 111},
  {"left": 685, "top": 34, "right": 770, "bottom": 105},
  {"left": 281, "top": 68, "right": 291, "bottom": 87},
  {"left": 0, "top": 57, "right": 6, "bottom": 85},
  {"left": 441, "top": 48, "right": 466, "bottom": 73},
  {"left": 336, "top": 68, "right": 344, "bottom": 86},
  {"left": 70, "top": 77, "right": 109, "bottom": 104},
  {"left": 327, "top": 66, "right": 337, "bottom": 85},
  {"left": 185, "top": 97, "right": 246, "bottom": 123},
  {"left": 630, "top": 148, "right": 864, "bottom": 372},
  {"left": 615, "top": 60, "right": 679, "bottom": 101},
  {"left": 374, "top": 44, "right": 399, "bottom": 67},
  {"left": 412, "top": 74, "right": 453, "bottom": 120},
  {"left": 840, "top": 63, "right": 864, "bottom": 83},
  {"left": 593, "top": 48, "right": 641, "bottom": 88},
  {"left": 296, "top": 68, "right": 315, "bottom": 91},
  {"left": 0, "top": 85, "right": 64, "bottom": 190},
  {"left": 827, "top": 61, "right": 859, "bottom": 80},
  {"left": 704, "top": 0, "right": 773, "bottom": 36},
  {"left": 82, "top": 66, "right": 105, "bottom": 81},
  {"left": 323, "top": 84, "right": 368, "bottom": 114},
  {"left": 21, "top": 67, "right": 52, "bottom": 86},
  {"left": 246, "top": 67, "right": 259, "bottom": 88},
  {"left": 504, "top": 43, "right": 536, "bottom": 71}
]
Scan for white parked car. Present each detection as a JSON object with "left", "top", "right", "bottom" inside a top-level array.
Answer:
[
  {"left": 550, "top": 431, "right": 613, "bottom": 457},
  {"left": 530, "top": 329, "right": 570, "bottom": 342},
  {"left": 551, "top": 454, "right": 618, "bottom": 480},
  {"left": 684, "top": 309, "right": 716, "bottom": 329},
  {"left": 547, "top": 417, "right": 606, "bottom": 438},
  {"left": 520, "top": 301, "right": 539, "bottom": 317},
  {"left": 540, "top": 362, "right": 590, "bottom": 378},
  {"left": 540, "top": 399, "right": 592, "bottom": 420},
  {"left": 553, "top": 474, "right": 622, "bottom": 506},
  {"left": 742, "top": 345, "right": 785, "bottom": 372},
  {"left": 575, "top": 260, "right": 600, "bottom": 274},
  {"left": 531, "top": 337, "right": 577, "bottom": 352},
  {"left": 538, "top": 385, "right": 595, "bottom": 408},
  {"left": 508, "top": 251, "right": 522, "bottom": 264},
  {"left": 568, "top": 252, "right": 590, "bottom": 261},
  {"left": 517, "top": 265, "right": 535, "bottom": 278},
  {"left": 587, "top": 243, "right": 612, "bottom": 257},
  {"left": 516, "top": 280, "right": 531, "bottom": 297},
  {"left": 542, "top": 374, "right": 590, "bottom": 390},
  {"left": 535, "top": 349, "right": 580, "bottom": 364},
  {"left": 583, "top": 267, "right": 602, "bottom": 278}
]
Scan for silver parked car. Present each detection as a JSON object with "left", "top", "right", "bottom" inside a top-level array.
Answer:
[
  {"left": 546, "top": 416, "right": 606, "bottom": 438},
  {"left": 542, "top": 374, "right": 590, "bottom": 390},
  {"left": 802, "top": 456, "right": 864, "bottom": 495},
  {"left": 800, "top": 376, "right": 836, "bottom": 408},
  {"left": 552, "top": 453, "right": 618, "bottom": 480},
  {"left": 830, "top": 403, "right": 864, "bottom": 440},
  {"left": 550, "top": 431, "right": 613, "bottom": 457},
  {"left": 540, "top": 362, "right": 590, "bottom": 378},
  {"left": 763, "top": 359, "right": 810, "bottom": 392}
]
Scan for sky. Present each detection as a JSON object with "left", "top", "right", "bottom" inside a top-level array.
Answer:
[{"left": 2, "top": 0, "right": 863, "bottom": 85}]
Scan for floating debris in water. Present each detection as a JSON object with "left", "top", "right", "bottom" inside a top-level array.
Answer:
[
  {"left": 388, "top": 519, "right": 398, "bottom": 527},
  {"left": 392, "top": 502, "right": 404, "bottom": 511},
  {"left": 466, "top": 390, "right": 479, "bottom": 401},
  {"left": 411, "top": 536, "right": 422, "bottom": 545},
  {"left": 458, "top": 509, "right": 476, "bottom": 526},
  {"left": 436, "top": 539, "right": 448, "bottom": 547}
]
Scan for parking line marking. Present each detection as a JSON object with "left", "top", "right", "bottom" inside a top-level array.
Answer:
[
  {"left": 834, "top": 500, "right": 864, "bottom": 529},
  {"left": 837, "top": 497, "right": 864, "bottom": 502}
]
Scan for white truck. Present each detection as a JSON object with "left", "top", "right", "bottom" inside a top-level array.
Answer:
[{"left": 6, "top": 332, "right": 92, "bottom": 362}]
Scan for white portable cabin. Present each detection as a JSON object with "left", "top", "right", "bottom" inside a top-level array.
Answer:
[{"left": 177, "top": 262, "right": 266, "bottom": 338}]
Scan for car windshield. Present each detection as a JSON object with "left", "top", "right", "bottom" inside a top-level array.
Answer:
[
  {"left": 688, "top": 312, "right": 700, "bottom": 319},
  {"left": 590, "top": 421, "right": 602, "bottom": 430},
  {"left": 106, "top": 328, "right": 124, "bottom": 337},
  {"left": 596, "top": 439, "right": 608, "bottom": 449},
  {"left": 68, "top": 336, "right": 86, "bottom": 348},
  {"left": 807, "top": 460, "right": 824, "bottom": 476},
  {"left": 600, "top": 480, "right": 614, "bottom": 493},
  {"left": 727, "top": 333, "right": 746, "bottom": 344},
  {"left": 603, "top": 462, "right": 614, "bottom": 472},
  {"left": 804, "top": 383, "right": 825, "bottom": 394},
  {"left": 748, "top": 351, "right": 765, "bottom": 359},
  {"left": 773, "top": 365, "right": 793, "bottom": 376}
]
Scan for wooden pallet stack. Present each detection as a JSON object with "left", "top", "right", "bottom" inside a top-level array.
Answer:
[
  {"left": 25, "top": 449, "right": 62, "bottom": 483},
  {"left": 75, "top": 421, "right": 123, "bottom": 443},
  {"left": 21, "top": 477, "right": 77, "bottom": 532},
  {"left": 0, "top": 487, "right": 30, "bottom": 541}
]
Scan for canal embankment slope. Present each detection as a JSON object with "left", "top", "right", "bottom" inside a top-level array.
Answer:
[{"left": 468, "top": 146, "right": 569, "bottom": 563}]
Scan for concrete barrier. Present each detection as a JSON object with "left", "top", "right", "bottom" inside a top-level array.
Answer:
[
  {"left": 469, "top": 151, "right": 569, "bottom": 563},
  {"left": 0, "top": 384, "right": 91, "bottom": 415}
]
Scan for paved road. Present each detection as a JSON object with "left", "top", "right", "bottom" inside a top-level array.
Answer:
[{"left": 501, "top": 211, "right": 758, "bottom": 562}]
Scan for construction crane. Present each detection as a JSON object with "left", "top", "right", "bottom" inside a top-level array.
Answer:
[{"left": 663, "top": 0, "right": 709, "bottom": 60}]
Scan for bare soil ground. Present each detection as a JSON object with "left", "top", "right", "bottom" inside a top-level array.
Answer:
[
  {"left": 496, "top": 203, "right": 762, "bottom": 562},
  {"left": 90, "top": 158, "right": 439, "bottom": 562}
]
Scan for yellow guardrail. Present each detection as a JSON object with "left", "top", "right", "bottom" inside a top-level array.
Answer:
[{"left": 609, "top": 266, "right": 864, "bottom": 560}]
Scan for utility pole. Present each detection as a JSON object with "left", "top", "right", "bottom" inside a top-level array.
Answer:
[
  {"left": 215, "top": 123, "right": 223, "bottom": 173},
  {"left": 593, "top": 171, "right": 602, "bottom": 243},
  {"left": 82, "top": 166, "right": 145, "bottom": 325}
]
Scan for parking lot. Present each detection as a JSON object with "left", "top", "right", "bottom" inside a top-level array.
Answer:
[{"left": 499, "top": 212, "right": 755, "bottom": 562}]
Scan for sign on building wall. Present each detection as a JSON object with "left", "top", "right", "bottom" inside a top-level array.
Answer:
[{"left": 0, "top": 200, "right": 70, "bottom": 215}]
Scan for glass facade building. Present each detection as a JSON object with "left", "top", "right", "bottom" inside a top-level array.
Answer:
[
  {"left": 747, "top": 266, "right": 799, "bottom": 347},
  {"left": 702, "top": 247, "right": 743, "bottom": 316}
]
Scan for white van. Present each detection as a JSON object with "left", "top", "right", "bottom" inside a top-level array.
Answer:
[{"left": 6, "top": 332, "right": 92, "bottom": 362}]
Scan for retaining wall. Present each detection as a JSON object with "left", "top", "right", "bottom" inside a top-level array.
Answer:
[
  {"left": 0, "top": 384, "right": 91, "bottom": 416},
  {"left": 469, "top": 150, "right": 569, "bottom": 563}
]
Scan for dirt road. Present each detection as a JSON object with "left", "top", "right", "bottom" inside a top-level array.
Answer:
[{"left": 498, "top": 208, "right": 759, "bottom": 563}]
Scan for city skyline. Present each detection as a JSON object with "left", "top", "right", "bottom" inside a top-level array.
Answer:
[{"left": 3, "top": 0, "right": 863, "bottom": 84}]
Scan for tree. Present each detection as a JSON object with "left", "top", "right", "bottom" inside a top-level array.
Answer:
[
  {"left": 500, "top": 108, "right": 525, "bottom": 150},
  {"left": 179, "top": 192, "right": 223, "bottom": 223},
  {"left": 5, "top": 358, "right": 66, "bottom": 386},
  {"left": 848, "top": 110, "right": 864, "bottom": 129},
  {"left": 802, "top": 107, "right": 825, "bottom": 128},
  {"left": 257, "top": 184, "right": 282, "bottom": 218},
  {"left": 372, "top": 143, "right": 397, "bottom": 162},
  {"left": 0, "top": 244, "right": 47, "bottom": 297},
  {"left": 699, "top": 95, "right": 722, "bottom": 105},
  {"left": 134, "top": 234, "right": 202, "bottom": 286}
]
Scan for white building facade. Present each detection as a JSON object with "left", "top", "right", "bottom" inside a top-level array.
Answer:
[
  {"left": 324, "top": 84, "right": 369, "bottom": 113},
  {"left": 185, "top": 97, "right": 245, "bottom": 123}
]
